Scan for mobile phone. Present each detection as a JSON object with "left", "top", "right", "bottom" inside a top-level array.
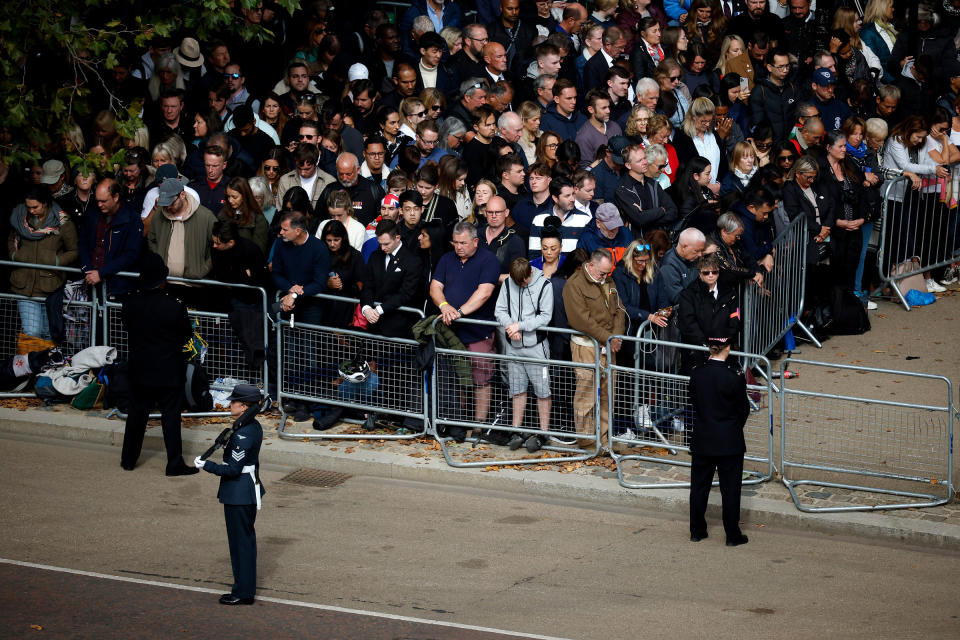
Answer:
[{"left": 739, "top": 76, "right": 749, "bottom": 92}]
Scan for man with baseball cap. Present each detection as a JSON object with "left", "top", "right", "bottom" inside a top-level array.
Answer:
[
  {"left": 39, "top": 160, "right": 71, "bottom": 198},
  {"left": 590, "top": 135, "right": 627, "bottom": 204},
  {"left": 148, "top": 174, "right": 217, "bottom": 286},
  {"left": 576, "top": 202, "right": 632, "bottom": 263},
  {"left": 810, "top": 67, "right": 850, "bottom": 132}
]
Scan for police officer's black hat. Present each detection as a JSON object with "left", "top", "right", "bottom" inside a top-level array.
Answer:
[
  {"left": 227, "top": 383, "right": 262, "bottom": 404},
  {"left": 137, "top": 251, "right": 169, "bottom": 290}
]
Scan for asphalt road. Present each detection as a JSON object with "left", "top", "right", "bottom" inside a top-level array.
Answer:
[{"left": 2, "top": 433, "right": 959, "bottom": 640}]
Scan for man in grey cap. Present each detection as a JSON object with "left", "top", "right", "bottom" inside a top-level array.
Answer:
[
  {"left": 148, "top": 175, "right": 217, "bottom": 283},
  {"left": 577, "top": 202, "right": 632, "bottom": 258},
  {"left": 195, "top": 383, "right": 265, "bottom": 605},
  {"left": 39, "top": 159, "right": 71, "bottom": 199}
]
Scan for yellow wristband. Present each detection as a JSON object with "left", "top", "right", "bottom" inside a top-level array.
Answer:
[{"left": 439, "top": 301, "right": 449, "bottom": 307}]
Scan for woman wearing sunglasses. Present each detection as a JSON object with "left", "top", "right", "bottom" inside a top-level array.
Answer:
[
  {"left": 677, "top": 251, "right": 740, "bottom": 373},
  {"left": 257, "top": 146, "right": 288, "bottom": 199}
]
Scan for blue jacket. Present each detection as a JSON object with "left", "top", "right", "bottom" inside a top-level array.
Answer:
[
  {"left": 78, "top": 202, "right": 143, "bottom": 296},
  {"left": 859, "top": 23, "right": 894, "bottom": 84},
  {"left": 540, "top": 102, "right": 588, "bottom": 142},
  {"left": 730, "top": 201, "right": 774, "bottom": 263},
  {"left": 271, "top": 234, "right": 331, "bottom": 297},
  {"left": 590, "top": 160, "right": 622, "bottom": 204},
  {"left": 663, "top": 0, "right": 694, "bottom": 20},
  {"left": 202, "top": 419, "right": 265, "bottom": 506},
  {"left": 612, "top": 260, "right": 653, "bottom": 332},
  {"left": 399, "top": 0, "right": 464, "bottom": 59},
  {"left": 649, "top": 246, "right": 698, "bottom": 310},
  {"left": 576, "top": 219, "right": 633, "bottom": 255}
]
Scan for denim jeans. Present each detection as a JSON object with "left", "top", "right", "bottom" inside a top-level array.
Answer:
[
  {"left": 854, "top": 222, "right": 874, "bottom": 297},
  {"left": 18, "top": 300, "right": 50, "bottom": 339}
]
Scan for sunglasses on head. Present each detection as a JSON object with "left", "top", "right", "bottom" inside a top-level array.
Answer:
[{"left": 634, "top": 244, "right": 651, "bottom": 253}]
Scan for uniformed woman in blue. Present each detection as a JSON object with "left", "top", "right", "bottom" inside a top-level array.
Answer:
[{"left": 195, "top": 384, "right": 265, "bottom": 605}]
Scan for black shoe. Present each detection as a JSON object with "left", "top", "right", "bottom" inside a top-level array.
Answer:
[
  {"left": 219, "top": 593, "right": 255, "bottom": 605},
  {"left": 690, "top": 532, "right": 708, "bottom": 542},
  {"left": 292, "top": 407, "right": 312, "bottom": 422},
  {"left": 165, "top": 462, "right": 199, "bottom": 476},
  {"left": 481, "top": 429, "right": 511, "bottom": 446},
  {"left": 725, "top": 534, "right": 749, "bottom": 547},
  {"left": 448, "top": 426, "right": 467, "bottom": 443},
  {"left": 312, "top": 407, "right": 343, "bottom": 431},
  {"left": 362, "top": 413, "right": 380, "bottom": 430},
  {"left": 121, "top": 462, "right": 135, "bottom": 471},
  {"left": 507, "top": 434, "right": 525, "bottom": 450},
  {"left": 524, "top": 434, "right": 543, "bottom": 453}
]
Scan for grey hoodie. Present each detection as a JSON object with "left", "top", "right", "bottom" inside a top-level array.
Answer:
[{"left": 495, "top": 267, "right": 554, "bottom": 349}]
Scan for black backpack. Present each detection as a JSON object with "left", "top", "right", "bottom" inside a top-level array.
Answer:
[
  {"left": 827, "top": 287, "right": 871, "bottom": 336},
  {"left": 184, "top": 361, "right": 214, "bottom": 412}
]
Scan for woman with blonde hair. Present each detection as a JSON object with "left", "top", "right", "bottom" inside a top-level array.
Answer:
[
  {"left": 469, "top": 179, "right": 498, "bottom": 225},
  {"left": 833, "top": 7, "right": 882, "bottom": 78},
  {"left": 151, "top": 136, "right": 187, "bottom": 169},
  {"left": 420, "top": 88, "right": 447, "bottom": 121},
  {"left": 860, "top": 0, "right": 897, "bottom": 84},
  {"left": 673, "top": 97, "right": 727, "bottom": 194},
  {"left": 399, "top": 97, "right": 426, "bottom": 139},
  {"left": 624, "top": 105, "right": 653, "bottom": 145},
  {"left": 518, "top": 101, "right": 542, "bottom": 165},
  {"left": 719, "top": 141, "right": 757, "bottom": 197},
  {"left": 439, "top": 27, "right": 462, "bottom": 56},
  {"left": 576, "top": 21, "right": 605, "bottom": 81}
]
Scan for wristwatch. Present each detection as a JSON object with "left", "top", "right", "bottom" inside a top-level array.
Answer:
[
  {"left": 457, "top": 307, "right": 464, "bottom": 315},
  {"left": 290, "top": 292, "right": 298, "bottom": 299}
]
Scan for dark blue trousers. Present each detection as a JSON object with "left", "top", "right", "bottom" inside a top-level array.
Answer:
[
  {"left": 224, "top": 504, "right": 258, "bottom": 599},
  {"left": 689, "top": 453, "right": 744, "bottom": 541}
]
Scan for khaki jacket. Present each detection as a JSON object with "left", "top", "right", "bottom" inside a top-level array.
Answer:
[{"left": 563, "top": 265, "right": 627, "bottom": 346}]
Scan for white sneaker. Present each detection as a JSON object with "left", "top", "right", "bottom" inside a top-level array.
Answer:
[
  {"left": 636, "top": 404, "right": 653, "bottom": 429},
  {"left": 866, "top": 300, "right": 878, "bottom": 310},
  {"left": 671, "top": 416, "right": 685, "bottom": 433},
  {"left": 926, "top": 279, "right": 947, "bottom": 293},
  {"left": 618, "top": 429, "right": 639, "bottom": 442}
]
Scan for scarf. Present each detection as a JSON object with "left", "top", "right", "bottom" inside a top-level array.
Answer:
[
  {"left": 846, "top": 141, "right": 867, "bottom": 159},
  {"left": 12, "top": 204, "right": 61, "bottom": 241},
  {"left": 642, "top": 38, "right": 664, "bottom": 63},
  {"left": 734, "top": 165, "right": 757, "bottom": 185}
]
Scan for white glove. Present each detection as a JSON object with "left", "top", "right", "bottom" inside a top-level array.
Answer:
[{"left": 194, "top": 456, "right": 205, "bottom": 469}]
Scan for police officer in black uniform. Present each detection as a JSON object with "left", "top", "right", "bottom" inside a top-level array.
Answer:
[
  {"left": 120, "top": 251, "right": 197, "bottom": 475},
  {"left": 194, "top": 384, "right": 265, "bottom": 605},
  {"left": 687, "top": 336, "right": 751, "bottom": 547}
]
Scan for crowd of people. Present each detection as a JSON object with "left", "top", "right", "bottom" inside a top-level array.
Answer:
[{"left": 3, "top": 0, "right": 960, "bottom": 446}]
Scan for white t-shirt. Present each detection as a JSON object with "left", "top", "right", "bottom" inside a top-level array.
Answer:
[
  {"left": 692, "top": 132, "right": 721, "bottom": 183},
  {"left": 316, "top": 216, "right": 366, "bottom": 252}
]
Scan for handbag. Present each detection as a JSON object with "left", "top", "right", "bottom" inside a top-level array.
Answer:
[
  {"left": 351, "top": 303, "right": 369, "bottom": 330},
  {"left": 892, "top": 256, "right": 928, "bottom": 296}
]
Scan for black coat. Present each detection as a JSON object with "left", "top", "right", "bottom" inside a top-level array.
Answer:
[
  {"left": 582, "top": 50, "right": 613, "bottom": 93},
  {"left": 315, "top": 176, "right": 385, "bottom": 227},
  {"left": 360, "top": 242, "right": 424, "bottom": 338},
  {"left": 677, "top": 278, "right": 740, "bottom": 349},
  {"left": 672, "top": 129, "right": 730, "bottom": 181},
  {"left": 122, "top": 287, "right": 193, "bottom": 388},
  {"left": 688, "top": 359, "right": 749, "bottom": 456},
  {"left": 327, "top": 248, "right": 367, "bottom": 329},
  {"left": 782, "top": 180, "right": 835, "bottom": 265}
]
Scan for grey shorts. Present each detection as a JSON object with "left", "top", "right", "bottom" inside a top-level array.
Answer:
[{"left": 504, "top": 341, "right": 551, "bottom": 398}]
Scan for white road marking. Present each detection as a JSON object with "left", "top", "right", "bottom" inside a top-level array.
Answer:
[{"left": 0, "top": 557, "right": 572, "bottom": 640}]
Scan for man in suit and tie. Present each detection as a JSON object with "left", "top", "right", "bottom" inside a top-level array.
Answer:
[
  {"left": 581, "top": 26, "right": 626, "bottom": 93},
  {"left": 361, "top": 218, "right": 424, "bottom": 338},
  {"left": 687, "top": 335, "right": 751, "bottom": 547}
]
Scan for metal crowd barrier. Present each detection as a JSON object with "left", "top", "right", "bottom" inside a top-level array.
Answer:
[
  {"left": 874, "top": 173, "right": 960, "bottom": 310},
  {"left": 431, "top": 317, "right": 601, "bottom": 468},
  {"left": 275, "top": 292, "right": 428, "bottom": 441},
  {"left": 779, "top": 358, "right": 954, "bottom": 512},
  {"left": 607, "top": 331, "right": 775, "bottom": 490},
  {"left": 0, "top": 261, "right": 97, "bottom": 397},
  {"left": 741, "top": 214, "right": 821, "bottom": 357},
  {"left": 104, "top": 275, "right": 270, "bottom": 417}
]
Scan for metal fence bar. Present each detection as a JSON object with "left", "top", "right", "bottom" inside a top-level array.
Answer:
[
  {"left": 873, "top": 173, "right": 960, "bottom": 310},
  {"left": 102, "top": 277, "right": 270, "bottom": 417},
  {"left": 741, "top": 213, "right": 821, "bottom": 358},
  {"left": 275, "top": 292, "right": 428, "bottom": 441},
  {"left": 779, "top": 358, "right": 954, "bottom": 512},
  {"left": 607, "top": 331, "right": 775, "bottom": 490},
  {"left": 431, "top": 317, "right": 602, "bottom": 468}
]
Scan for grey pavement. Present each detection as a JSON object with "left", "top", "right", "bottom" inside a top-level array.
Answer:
[{"left": 2, "top": 397, "right": 959, "bottom": 550}]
